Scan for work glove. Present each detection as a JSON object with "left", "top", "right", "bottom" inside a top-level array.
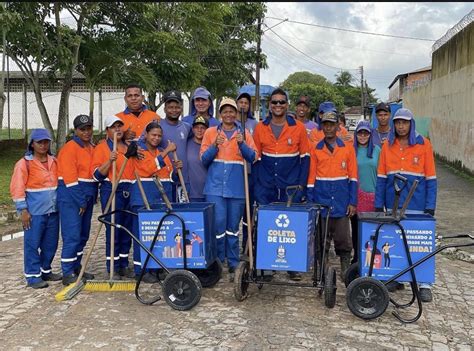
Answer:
[
  {"left": 125, "top": 141, "right": 138, "bottom": 158},
  {"left": 375, "top": 207, "right": 384, "bottom": 213},
  {"left": 424, "top": 209, "right": 435, "bottom": 216}
]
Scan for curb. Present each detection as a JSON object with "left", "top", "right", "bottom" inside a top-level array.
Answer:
[{"left": 0, "top": 231, "right": 24, "bottom": 242}]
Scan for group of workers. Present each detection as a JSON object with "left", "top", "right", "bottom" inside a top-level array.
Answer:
[{"left": 10, "top": 84, "right": 437, "bottom": 303}]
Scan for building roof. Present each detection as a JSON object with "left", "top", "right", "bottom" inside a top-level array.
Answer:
[
  {"left": 388, "top": 66, "right": 431, "bottom": 89},
  {"left": 344, "top": 106, "right": 362, "bottom": 115},
  {"left": 5, "top": 70, "right": 85, "bottom": 80}
]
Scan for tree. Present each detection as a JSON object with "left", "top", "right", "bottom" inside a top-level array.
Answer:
[
  {"left": 288, "top": 83, "right": 344, "bottom": 114},
  {"left": 280, "top": 71, "right": 330, "bottom": 91},
  {"left": 1, "top": 2, "right": 101, "bottom": 150},
  {"left": 335, "top": 70, "right": 353, "bottom": 87}
]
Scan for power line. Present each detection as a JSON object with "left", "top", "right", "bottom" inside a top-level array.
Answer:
[
  {"left": 265, "top": 16, "right": 437, "bottom": 42},
  {"left": 264, "top": 24, "right": 359, "bottom": 71}
]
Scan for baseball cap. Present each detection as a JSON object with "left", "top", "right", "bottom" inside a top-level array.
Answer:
[
  {"left": 163, "top": 90, "right": 182, "bottom": 104},
  {"left": 30, "top": 128, "right": 52, "bottom": 142},
  {"left": 219, "top": 97, "right": 238, "bottom": 112},
  {"left": 392, "top": 108, "right": 414, "bottom": 121},
  {"left": 73, "top": 114, "right": 93, "bottom": 129},
  {"left": 296, "top": 95, "right": 311, "bottom": 107},
  {"left": 320, "top": 111, "right": 338, "bottom": 123},
  {"left": 355, "top": 120, "right": 372, "bottom": 133},
  {"left": 236, "top": 92, "right": 251, "bottom": 103},
  {"left": 104, "top": 115, "right": 124, "bottom": 128},
  {"left": 192, "top": 115, "right": 209, "bottom": 128},
  {"left": 193, "top": 86, "right": 211, "bottom": 100},
  {"left": 375, "top": 102, "right": 390, "bottom": 113},
  {"left": 319, "top": 101, "right": 336, "bottom": 114}
]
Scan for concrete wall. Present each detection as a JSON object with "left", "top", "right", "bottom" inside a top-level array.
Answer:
[{"left": 403, "top": 21, "right": 473, "bottom": 172}]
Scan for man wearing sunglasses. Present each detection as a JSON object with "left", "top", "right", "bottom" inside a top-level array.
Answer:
[{"left": 252, "top": 88, "right": 310, "bottom": 281}]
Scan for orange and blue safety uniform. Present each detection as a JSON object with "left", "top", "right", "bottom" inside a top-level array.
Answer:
[
  {"left": 200, "top": 123, "right": 257, "bottom": 270},
  {"left": 10, "top": 153, "right": 59, "bottom": 285},
  {"left": 116, "top": 105, "right": 160, "bottom": 140},
  {"left": 375, "top": 120, "right": 437, "bottom": 213},
  {"left": 92, "top": 139, "right": 134, "bottom": 273},
  {"left": 130, "top": 138, "right": 177, "bottom": 275},
  {"left": 307, "top": 137, "right": 358, "bottom": 217},
  {"left": 252, "top": 115, "right": 310, "bottom": 204},
  {"left": 57, "top": 136, "right": 98, "bottom": 277}
]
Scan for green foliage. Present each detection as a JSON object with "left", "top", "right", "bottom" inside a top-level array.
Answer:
[
  {"left": 280, "top": 71, "right": 330, "bottom": 91},
  {"left": 288, "top": 83, "right": 344, "bottom": 114}
]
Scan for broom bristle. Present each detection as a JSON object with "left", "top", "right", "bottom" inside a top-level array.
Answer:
[
  {"left": 83, "top": 280, "right": 136, "bottom": 292},
  {"left": 55, "top": 280, "right": 86, "bottom": 302}
]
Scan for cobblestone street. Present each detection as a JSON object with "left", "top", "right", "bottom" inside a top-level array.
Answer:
[{"left": 0, "top": 160, "right": 473, "bottom": 350}]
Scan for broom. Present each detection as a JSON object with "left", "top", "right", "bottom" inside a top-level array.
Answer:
[
  {"left": 82, "top": 133, "right": 136, "bottom": 292},
  {"left": 55, "top": 140, "right": 136, "bottom": 301}
]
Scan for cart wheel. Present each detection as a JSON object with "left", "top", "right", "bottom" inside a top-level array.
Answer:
[
  {"left": 344, "top": 262, "right": 360, "bottom": 288},
  {"left": 162, "top": 270, "right": 202, "bottom": 311},
  {"left": 346, "top": 277, "right": 389, "bottom": 320},
  {"left": 234, "top": 261, "right": 250, "bottom": 301},
  {"left": 193, "top": 258, "right": 223, "bottom": 288},
  {"left": 324, "top": 266, "right": 337, "bottom": 308}
]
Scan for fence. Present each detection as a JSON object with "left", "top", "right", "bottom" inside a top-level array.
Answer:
[{"left": 0, "top": 81, "right": 193, "bottom": 141}]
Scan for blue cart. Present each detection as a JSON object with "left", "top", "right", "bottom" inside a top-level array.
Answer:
[
  {"left": 233, "top": 186, "right": 336, "bottom": 308},
  {"left": 344, "top": 176, "right": 474, "bottom": 323}
]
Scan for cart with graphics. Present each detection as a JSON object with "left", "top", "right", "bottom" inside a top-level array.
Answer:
[
  {"left": 233, "top": 186, "right": 337, "bottom": 308},
  {"left": 98, "top": 201, "right": 222, "bottom": 311},
  {"left": 344, "top": 175, "right": 474, "bottom": 323}
]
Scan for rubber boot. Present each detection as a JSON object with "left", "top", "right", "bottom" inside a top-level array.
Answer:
[{"left": 340, "top": 253, "right": 351, "bottom": 281}]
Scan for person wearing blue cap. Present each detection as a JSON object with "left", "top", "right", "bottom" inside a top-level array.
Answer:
[
  {"left": 350, "top": 120, "right": 381, "bottom": 264},
  {"left": 375, "top": 107, "right": 437, "bottom": 302},
  {"left": 10, "top": 129, "right": 61, "bottom": 288},
  {"left": 182, "top": 86, "right": 219, "bottom": 128}
]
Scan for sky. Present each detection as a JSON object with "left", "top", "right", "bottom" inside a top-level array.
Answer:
[{"left": 260, "top": 2, "right": 473, "bottom": 102}]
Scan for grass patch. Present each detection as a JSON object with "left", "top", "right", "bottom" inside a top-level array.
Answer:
[{"left": 0, "top": 143, "right": 26, "bottom": 209}]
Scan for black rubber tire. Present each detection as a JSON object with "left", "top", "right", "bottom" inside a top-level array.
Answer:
[
  {"left": 344, "top": 262, "right": 360, "bottom": 288},
  {"left": 346, "top": 277, "right": 389, "bottom": 320},
  {"left": 193, "top": 258, "right": 223, "bottom": 288},
  {"left": 233, "top": 261, "right": 250, "bottom": 301},
  {"left": 324, "top": 266, "right": 337, "bottom": 308},
  {"left": 162, "top": 270, "right": 202, "bottom": 311}
]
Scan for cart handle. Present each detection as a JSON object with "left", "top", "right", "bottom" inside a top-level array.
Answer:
[{"left": 285, "top": 185, "right": 302, "bottom": 207}]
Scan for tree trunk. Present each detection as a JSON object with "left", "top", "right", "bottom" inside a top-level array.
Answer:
[
  {"left": 89, "top": 88, "right": 94, "bottom": 118},
  {"left": 148, "top": 90, "right": 157, "bottom": 111},
  {"left": 56, "top": 72, "right": 73, "bottom": 151},
  {"left": 0, "top": 94, "right": 5, "bottom": 134},
  {"left": 33, "top": 82, "right": 54, "bottom": 143}
]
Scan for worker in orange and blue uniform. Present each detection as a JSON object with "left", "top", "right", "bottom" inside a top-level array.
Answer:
[
  {"left": 92, "top": 115, "right": 136, "bottom": 279},
  {"left": 252, "top": 88, "right": 310, "bottom": 206},
  {"left": 130, "top": 121, "right": 181, "bottom": 283},
  {"left": 251, "top": 88, "right": 310, "bottom": 281},
  {"left": 10, "top": 129, "right": 61, "bottom": 289},
  {"left": 375, "top": 108, "right": 437, "bottom": 302},
  {"left": 200, "top": 97, "right": 257, "bottom": 278},
  {"left": 307, "top": 111, "right": 358, "bottom": 280},
  {"left": 116, "top": 84, "right": 160, "bottom": 142},
  {"left": 57, "top": 115, "right": 98, "bottom": 285}
]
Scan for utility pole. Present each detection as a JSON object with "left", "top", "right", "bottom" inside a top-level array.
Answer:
[
  {"left": 359, "top": 66, "right": 364, "bottom": 120},
  {"left": 255, "top": 16, "right": 262, "bottom": 121},
  {"left": 364, "top": 80, "right": 369, "bottom": 119}
]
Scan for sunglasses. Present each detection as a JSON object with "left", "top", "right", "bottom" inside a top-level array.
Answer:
[{"left": 271, "top": 99, "right": 287, "bottom": 105}]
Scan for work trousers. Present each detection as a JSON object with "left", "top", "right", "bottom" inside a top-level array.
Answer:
[{"left": 23, "top": 212, "right": 59, "bottom": 284}]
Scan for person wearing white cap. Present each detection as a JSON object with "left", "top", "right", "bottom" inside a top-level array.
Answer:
[
  {"left": 375, "top": 107, "right": 437, "bottom": 302},
  {"left": 91, "top": 116, "right": 135, "bottom": 279},
  {"left": 200, "top": 97, "right": 258, "bottom": 280}
]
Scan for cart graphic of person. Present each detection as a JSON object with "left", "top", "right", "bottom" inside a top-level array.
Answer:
[
  {"left": 382, "top": 242, "right": 395, "bottom": 268},
  {"left": 191, "top": 232, "right": 204, "bottom": 257},
  {"left": 364, "top": 241, "right": 373, "bottom": 267},
  {"left": 174, "top": 233, "right": 183, "bottom": 257}
]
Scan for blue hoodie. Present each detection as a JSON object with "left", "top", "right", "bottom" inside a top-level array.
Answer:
[{"left": 182, "top": 87, "right": 219, "bottom": 127}]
